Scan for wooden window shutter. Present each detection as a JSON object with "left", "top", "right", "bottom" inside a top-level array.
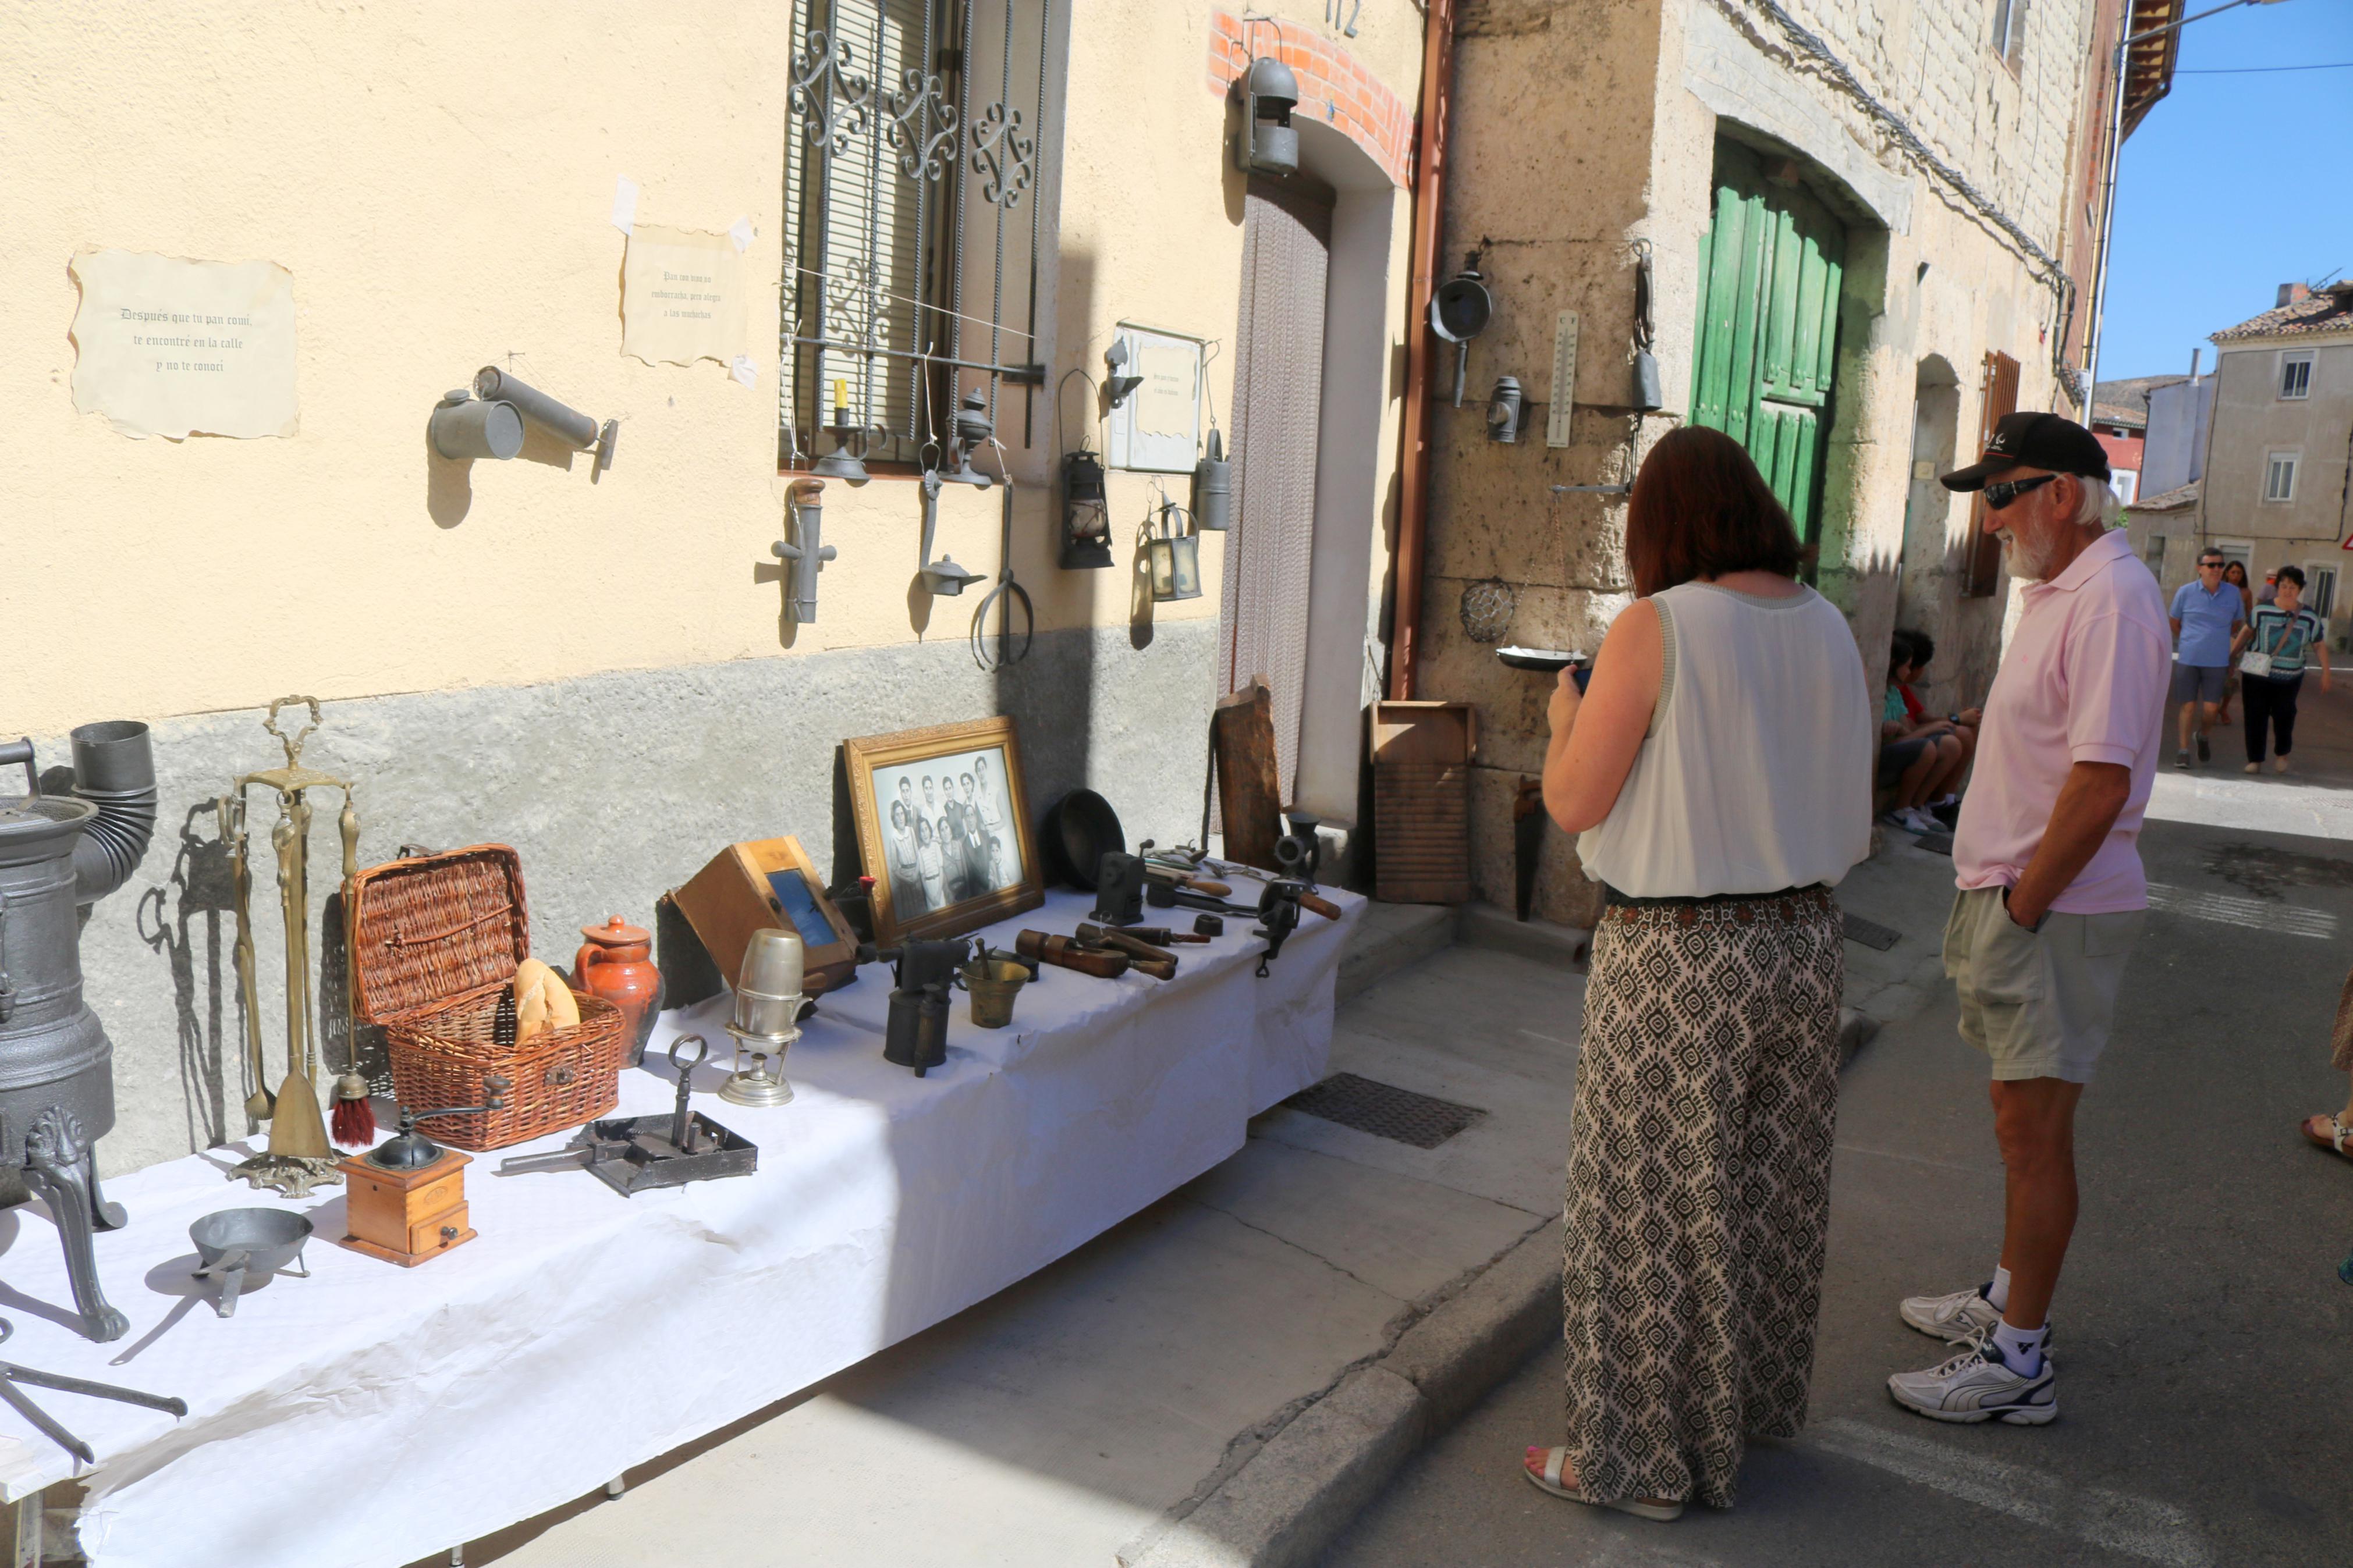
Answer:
[{"left": 1962, "top": 351, "right": 2021, "bottom": 598}]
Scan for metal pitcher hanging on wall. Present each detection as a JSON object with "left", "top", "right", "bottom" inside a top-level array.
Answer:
[{"left": 219, "top": 697, "right": 363, "bottom": 1199}]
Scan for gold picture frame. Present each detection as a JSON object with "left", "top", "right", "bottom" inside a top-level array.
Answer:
[{"left": 844, "top": 716, "right": 1043, "bottom": 946}]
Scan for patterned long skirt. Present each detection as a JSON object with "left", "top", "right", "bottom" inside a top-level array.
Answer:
[{"left": 1561, "top": 887, "right": 1844, "bottom": 1509}]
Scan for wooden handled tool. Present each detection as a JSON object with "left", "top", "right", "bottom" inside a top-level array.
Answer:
[
  {"left": 1082, "top": 924, "right": 1207, "bottom": 946},
  {"left": 1299, "top": 891, "right": 1341, "bottom": 921},
  {"left": 1145, "top": 866, "right": 1231, "bottom": 898},
  {"left": 1015, "top": 930, "right": 1131, "bottom": 980},
  {"left": 1076, "top": 924, "right": 1179, "bottom": 968}
]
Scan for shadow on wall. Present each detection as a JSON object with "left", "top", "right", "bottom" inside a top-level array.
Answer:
[{"left": 132, "top": 805, "right": 239, "bottom": 1155}]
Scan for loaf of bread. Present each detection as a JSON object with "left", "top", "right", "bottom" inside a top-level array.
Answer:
[{"left": 513, "top": 957, "right": 579, "bottom": 1044}]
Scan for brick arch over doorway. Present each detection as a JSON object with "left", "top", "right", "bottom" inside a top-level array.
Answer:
[{"left": 1204, "top": 12, "right": 1413, "bottom": 189}]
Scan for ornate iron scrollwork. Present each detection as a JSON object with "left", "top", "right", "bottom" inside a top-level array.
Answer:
[
  {"left": 970, "top": 101, "right": 1035, "bottom": 208},
  {"left": 885, "top": 67, "right": 960, "bottom": 182},
  {"left": 825, "top": 257, "right": 888, "bottom": 349},
  {"left": 792, "top": 27, "right": 872, "bottom": 155}
]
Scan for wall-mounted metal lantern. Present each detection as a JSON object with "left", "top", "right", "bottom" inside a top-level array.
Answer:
[
  {"left": 1233, "top": 56, "right": 1301, "bottom": 177},
  {"left": 1632, "top": 240, "right": 1664, "bottom": 413},
  {"left": 1059, "top": 449, "right": 1114, "bottom": 570},
  {"left": 473, "top": 367, "right": 617, "bottom": 473},
  {"left": 773, "top": 479, "right": 839, "bottom": 621},
  {"left": 1431, "top": 257, "right": 1494, "bottom": 408},
  {"left": 942, "top": 389, "right": 997, "bottom": 488},
  {"left": 1193, "top": 426, "right": 1232, "bottom": 531},
  {"left": 430, "top": 387, "right": 524, "bottom": 461},
  {"left": 1486, "top": 376, "right": 1525, "bottom": 445},
  {"left": 1145, "top": 499, "right": 1201, "bottom": 603},
  {"left": 915, "top": 387, "right": 993, "bottom": 596}
]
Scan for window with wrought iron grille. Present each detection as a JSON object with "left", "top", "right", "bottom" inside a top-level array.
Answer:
[{"left": 780, "top": 0, "right": 1057, "bottom": 472}]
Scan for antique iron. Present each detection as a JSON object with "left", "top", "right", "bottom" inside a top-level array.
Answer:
[
  {"left": 189, "top": 1208, "right": 314, "bottom": 1318},
  {"left": 219, "top": 698, "right": 361, "bottom": 1199},
  {"left": 719, "top": 928, "right": 803, "bottom": 1108},
  {"left": 497, "top": 1034, "right": 758, "bottom": 1197},
  {"left": 0, "top": 720, "right": 158, "bottom": 1342},
  {"left": 0, "top": 1321, "right": 184, "bottom": 1466}
]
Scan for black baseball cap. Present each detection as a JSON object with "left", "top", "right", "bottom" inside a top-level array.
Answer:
[{"left": 1940, "top": 411, "right": 2111, "bottom": 492}]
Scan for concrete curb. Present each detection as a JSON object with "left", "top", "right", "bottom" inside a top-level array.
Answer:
[
  {"left": 1122, "top": 1222, "right": 1562, "bottom": 1568},
  {"left": 1456, "top": 901, "right": 1589, "bottom": 968}
]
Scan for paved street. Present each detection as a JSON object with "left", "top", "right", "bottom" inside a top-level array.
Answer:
[{"left": 1325, "top": 695, "right": 2353, "bottom": 1567}]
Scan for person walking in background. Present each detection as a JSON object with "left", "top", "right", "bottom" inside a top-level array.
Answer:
[
  {"left": 1522, "top": 425, "right": 1873, "bottom": 1518},
  {"left": 1893, "top": 412, "right": 2166, "bottom": 1425},
  {"left": 1881, "top": 630, "right": 1963, "bottom": 834},
  {"left": 2235, "top": 564, "right": 2331, "bottom": 774},
  {"left": 2215, "top": 561, "right": 2255, "bottom": 726},
  {"left": 2169, "top": 549, "right": 2242, "bottom": 769}
]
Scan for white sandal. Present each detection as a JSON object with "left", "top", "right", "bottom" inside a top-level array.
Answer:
[
  {"left": 2302, "top": 1114, "right": 2353, "bottom": 1159},
  {"left": 1521, "top": 1447, "right": 1684, "bottom": 1520}
]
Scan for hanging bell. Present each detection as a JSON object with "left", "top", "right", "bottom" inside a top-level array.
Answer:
[{"left": 1193, "top": 427, "right": 1232, "bottom": 532}]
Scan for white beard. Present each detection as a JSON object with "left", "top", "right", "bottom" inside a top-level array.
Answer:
[{"left": 1997, "top": 526, "right": 2060, "bottom": 583}]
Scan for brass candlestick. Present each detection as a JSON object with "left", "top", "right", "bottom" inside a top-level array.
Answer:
[{"left": 221, "top": 697, "right": 361, "bottom": 1199}]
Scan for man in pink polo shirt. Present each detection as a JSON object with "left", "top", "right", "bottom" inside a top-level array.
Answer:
[{"left": 1886, "top": 411, "right": 2169, "bottom": 1426}]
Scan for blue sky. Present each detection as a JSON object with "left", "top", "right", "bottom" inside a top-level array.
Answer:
[{"left": 2101, "top": 0, "right": 2353, "bottom": 379}]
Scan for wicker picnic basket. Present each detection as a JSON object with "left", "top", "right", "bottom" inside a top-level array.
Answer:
[{"left": 349, "top": 844, "right": 626, "bottom": 1151}]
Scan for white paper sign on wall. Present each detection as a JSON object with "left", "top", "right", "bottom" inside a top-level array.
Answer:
[
  {"left": 69, "top": 250, "right": 299, "bottom": 440},
  {"left": 622, "top": 225, "right": 751, "bottom": 368},
  {"left": 1106, "top": 323, "right": 1204, "bottom": 474}
]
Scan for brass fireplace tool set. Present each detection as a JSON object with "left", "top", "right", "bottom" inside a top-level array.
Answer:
[{"left": 219, "top": 697, "right": 364, "bottom": 1199}]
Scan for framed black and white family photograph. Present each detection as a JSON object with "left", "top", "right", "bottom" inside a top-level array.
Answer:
[{"left": 844, "top": 716, "right": 1042, "bottom": 945}]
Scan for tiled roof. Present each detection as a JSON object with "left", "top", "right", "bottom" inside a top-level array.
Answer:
[
  {"left": 2131, "top": 479, "right": 2199, "bottom": 512},
  {"left": 2212, "top": 285, "right": 2353, "bottom": 343},
  {"left": 2089, "top": 375, "right": 2185, "bottom": 426}
]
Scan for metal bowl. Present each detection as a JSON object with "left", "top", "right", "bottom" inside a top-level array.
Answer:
[{"left": 190, "top": 1208, "right": 314, "bottom": 1318}]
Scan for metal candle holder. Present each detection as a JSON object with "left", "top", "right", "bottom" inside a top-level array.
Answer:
[{"left": 219, "top": 698, "right": 361, "bottom": 1199}]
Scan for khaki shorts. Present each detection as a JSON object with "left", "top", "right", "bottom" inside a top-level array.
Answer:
[{"left": 1942, "top": 886, "right": 2145, "bottom": 1084}]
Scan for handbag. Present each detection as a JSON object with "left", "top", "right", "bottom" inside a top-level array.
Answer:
[{"left": 2241, "top": 613, "right": 2289, "bottom": 679}]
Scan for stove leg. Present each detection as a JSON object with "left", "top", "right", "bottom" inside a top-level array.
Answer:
[
  {"left": 86, "top": 1161, "right": 127, "bottom": 1232},
  {"left": 22, "top": 1109, "right": 128, "bottom": 1344}
]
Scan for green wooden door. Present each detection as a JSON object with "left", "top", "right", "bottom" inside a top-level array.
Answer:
[{"left": 1690, "top": 142, "right": 1846, "bottom": 547}]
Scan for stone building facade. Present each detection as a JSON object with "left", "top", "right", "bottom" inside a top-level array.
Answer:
[{"left": 1406, "top": 0, "right": 2134, "bottom": 923}]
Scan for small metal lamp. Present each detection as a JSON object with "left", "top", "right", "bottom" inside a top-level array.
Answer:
[
  {"left": 1060, "top": 449, "right": 1115, "bottom": 570},
  {"left": 1233, "top": 56, "right": 1300, "bottom": 177},
  {"left": 942, "top": 389, "right": 996, "bottom": 488},
  {"left": 1145, "top": 499, "right": 1202, "bottom": 602},
  {"left": 1103, "top": 342, "right": 1144, "bottom": 408},
  {"left": 1486, "top": 376, "right": 1525, "bottom": 445},
  {"left": 1193, "top": 426, "right": 1233, "bottom": 531},
  {"left": 720, "top": 928, "right": 804, "bottom": 1108},
  {"left": 810, "top": 381, "right": 872, "bottom": 486}
]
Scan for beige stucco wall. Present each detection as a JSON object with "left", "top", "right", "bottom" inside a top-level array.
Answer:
[
  {"left": 2194, "top": 333, "right": 2353, "bottom": 642},
  {"left": 4, "top": 1, "right": 1421, "bottom": 739}
]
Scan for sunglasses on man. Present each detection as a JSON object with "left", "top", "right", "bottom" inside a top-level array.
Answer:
[
  {"left": 1983, "top": 473, "right": 2059, "bottom": 511},
  {"left": 2196, "top": 559, "right": 2226, "bottom": 571}
]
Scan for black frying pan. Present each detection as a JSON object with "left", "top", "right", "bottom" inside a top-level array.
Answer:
[{"left": 1041, "top": 788, "right": 1125, "bottom": 891}]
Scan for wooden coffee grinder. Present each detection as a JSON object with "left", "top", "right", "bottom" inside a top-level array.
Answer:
[{"left": 337, "top": 1070, "right": 510, "bottom": 1267}]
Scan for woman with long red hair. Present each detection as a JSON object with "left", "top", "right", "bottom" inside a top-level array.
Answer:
[{"left": 1522, "top": 425, "right": 1875, "bottom": 1518}]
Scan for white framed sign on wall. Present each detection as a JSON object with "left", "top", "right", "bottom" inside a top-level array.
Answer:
[{"left": 1106, "top": 322, "right": 1204, "bottom": 474}]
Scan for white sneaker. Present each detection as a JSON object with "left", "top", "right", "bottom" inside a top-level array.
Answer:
[
  {"left": 1888, "top": 1339, "right": 2057, "bottom": 1425},
  {"left": 1899, "top": 1283, "right": 2001, "bottom": 1342},
  {"left": 1898, "top": 807, "right": 1940, "bottom": 834}
]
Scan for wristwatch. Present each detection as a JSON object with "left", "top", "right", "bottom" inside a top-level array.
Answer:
[{"left": 2002, "top": 887, "right": 2049, "bottom": 934}]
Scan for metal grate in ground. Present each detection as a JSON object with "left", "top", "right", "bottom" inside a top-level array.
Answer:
[
  {"left": 1282, "top": 1073, "right": 1487, "bottom": 1150},
  {"left": 1843, "top": 913, "right": 1901, "bottom": 951}
]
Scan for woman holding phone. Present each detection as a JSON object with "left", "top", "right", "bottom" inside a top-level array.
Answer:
[{"left": 1521, "top": 425, "right": 1874, "bottom": 1519}]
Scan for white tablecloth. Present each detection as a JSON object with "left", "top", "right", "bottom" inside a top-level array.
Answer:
[{"left": 0, "top": 886, "right": 1359, "bottom": 1568}]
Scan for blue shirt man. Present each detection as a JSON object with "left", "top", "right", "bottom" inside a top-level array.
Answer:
[{"left": 2167, "top": 550, "right": 2244, "bottom": 767}]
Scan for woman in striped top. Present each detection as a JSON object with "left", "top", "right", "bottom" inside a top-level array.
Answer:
[{"left": 2233, "top": 565, "right": 2332, "bottom": 774}]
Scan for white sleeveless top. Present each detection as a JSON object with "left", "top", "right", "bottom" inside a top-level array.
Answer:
[{"left": 1577, "top": 582, "right": 1875, "bottom": 898}]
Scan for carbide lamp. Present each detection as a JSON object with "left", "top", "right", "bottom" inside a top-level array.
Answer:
[
  {"left": 1060, "top": 449, "right": 1114, "bottom": 570},
  {"left": 720, "top": 927, "right": 804, "bottom": 1108}
]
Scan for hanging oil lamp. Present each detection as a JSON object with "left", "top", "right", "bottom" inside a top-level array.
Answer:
[{"left": 1145, "top": 497, "right": 1201, "bottom": 603}]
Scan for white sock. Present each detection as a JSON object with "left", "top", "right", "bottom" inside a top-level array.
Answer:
[
  {"left": 1992, "top": 1318, "right": 2047, "bottom": 1375},
  {"left": 1987, "top": 1265, "right": 2011, "bottom": 1311}
]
